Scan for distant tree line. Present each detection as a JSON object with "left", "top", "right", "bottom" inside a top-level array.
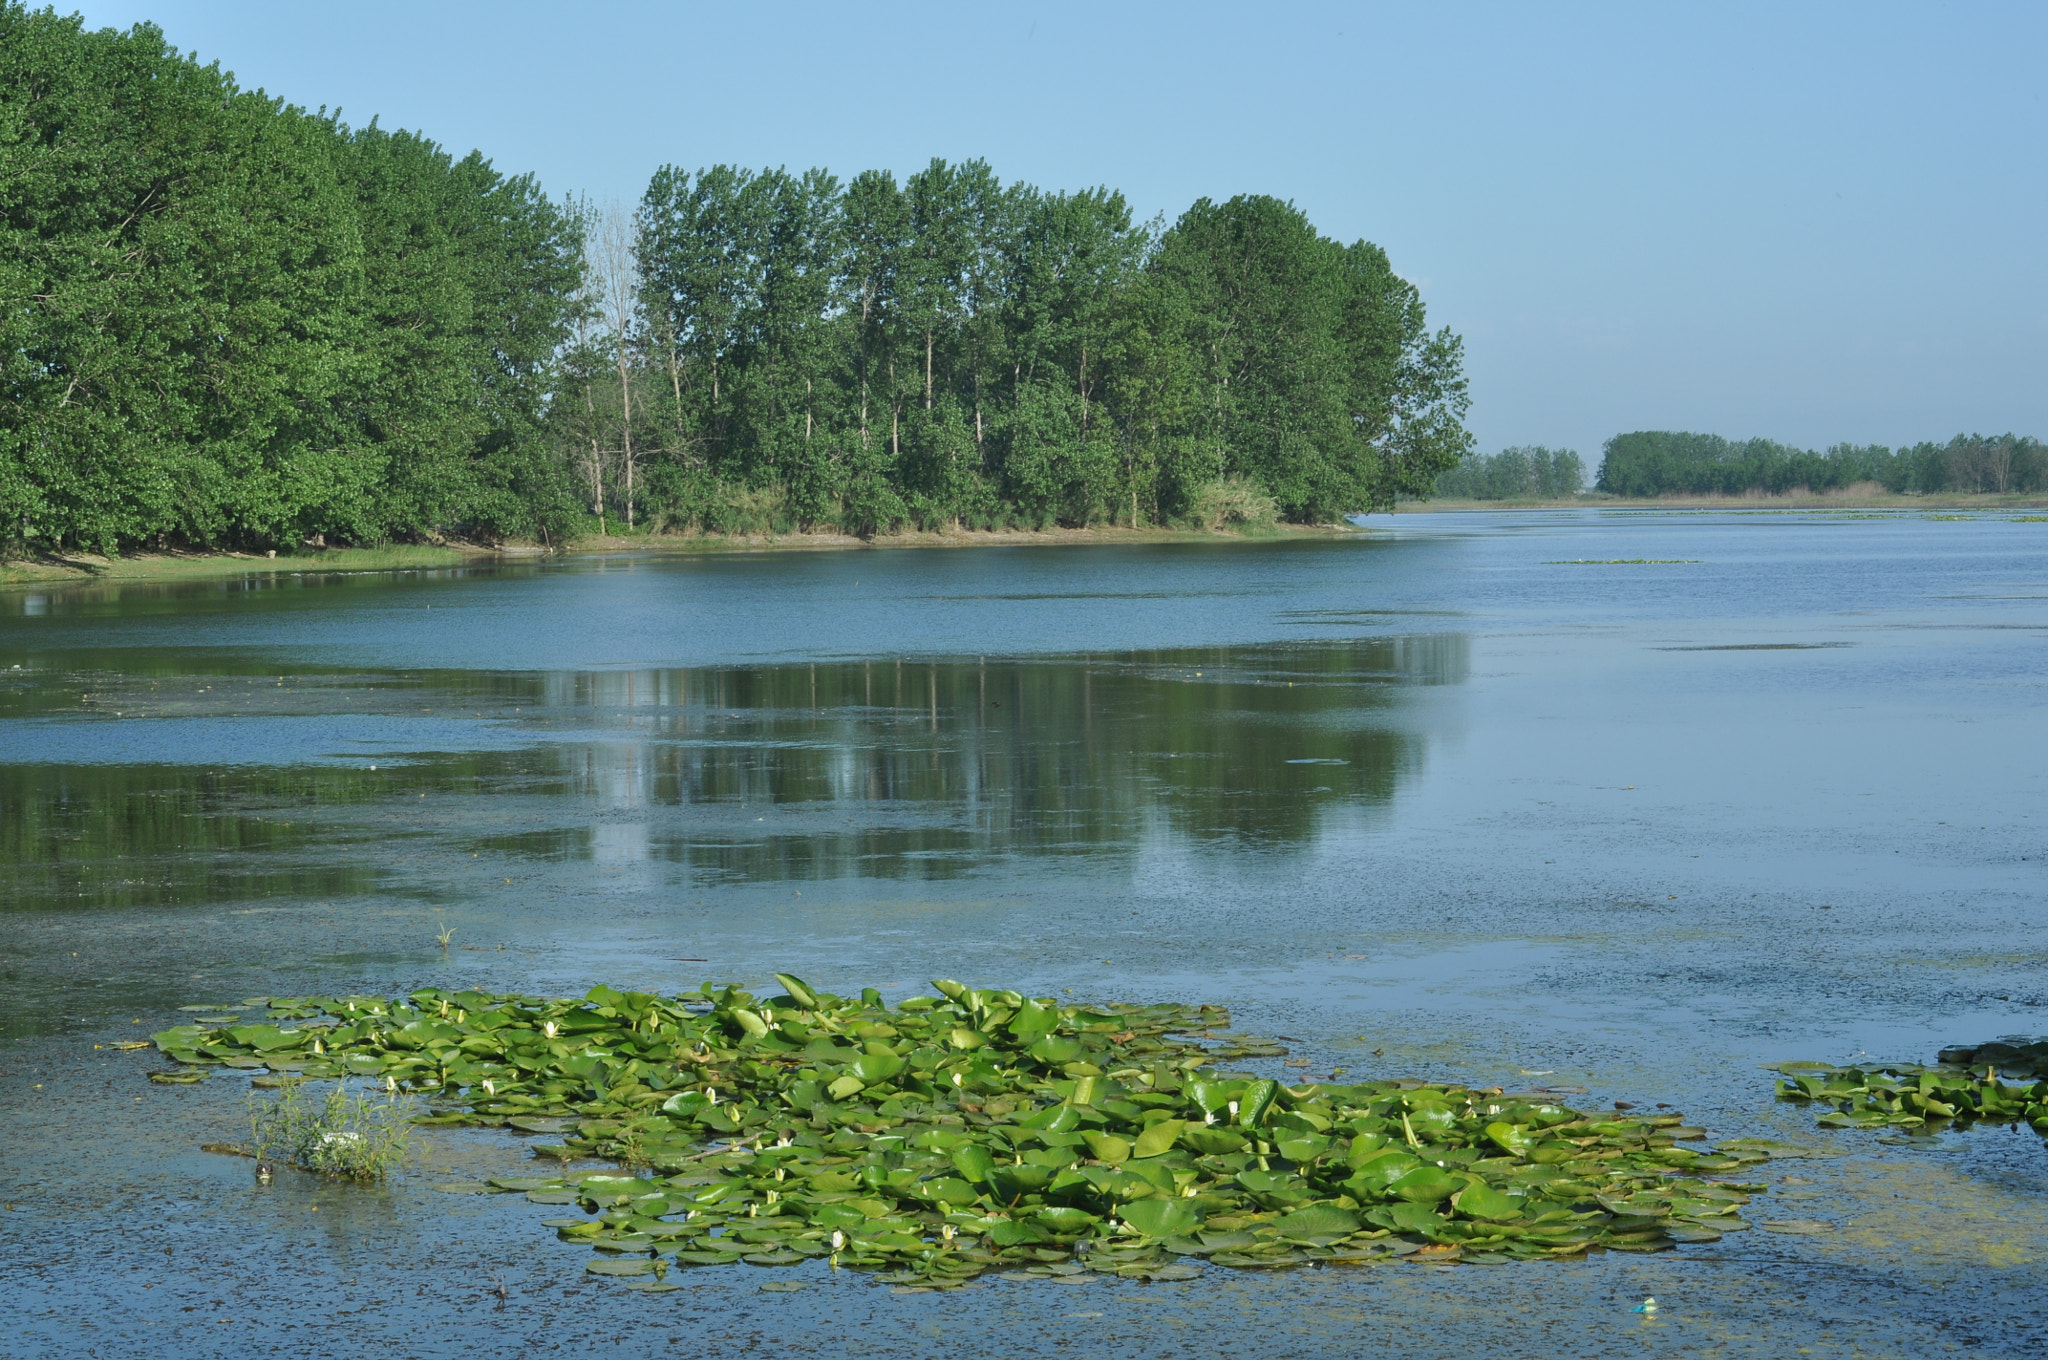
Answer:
[
  {"left": 2, "top": 6, "right": 1472, "bottom": 555},
  {"left": 1596, "top": 431, "right": 2047, "bottom": 498},
  {"left": 1430, "top": 446, "right": 1584, "bottom": 500}
]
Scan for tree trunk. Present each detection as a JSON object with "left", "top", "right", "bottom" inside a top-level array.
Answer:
[
  {"left": 618, "top": 353, "right": 634, "bottom": 529},
  {"left": 925, "top": 329, "right": 933, "bottom": 409}
]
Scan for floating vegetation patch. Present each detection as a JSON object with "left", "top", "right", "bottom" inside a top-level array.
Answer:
[
  {"left": 153, "top": 978, "right": 1781, "bottom": 1286},
  {"left": 1545, "top": 559, "right": 1698, "bottom": 565},
  {"left": 1769, "top": 1040, "right": 2048, "bottom": 1135},
  {"left": 247, "top": 1080, "right": 412, "bottom": 1180}
]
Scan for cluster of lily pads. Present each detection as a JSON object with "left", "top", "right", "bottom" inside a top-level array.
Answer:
[
  {"left": 1769, "top": 1038, "right": 2048, "bottom": 1135},
  {"left": 153, "top": 976, "right": 1779, "bottom": 1285}
]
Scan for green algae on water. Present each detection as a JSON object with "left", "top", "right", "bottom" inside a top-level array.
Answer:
[{"left": 154, "top": 977, "right": 1776, "bottom": 1288}]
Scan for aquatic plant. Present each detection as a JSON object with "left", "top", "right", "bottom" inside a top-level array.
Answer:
[
  {"left": 158, "top": 978, "right": 1775, "bottom": 1286},
  {"left": 247, "top": 1080, "right": 412, "bottom": 1181},
  {"left": 1770, "top": 1039, "right": 2048, "bottom": 1135}
]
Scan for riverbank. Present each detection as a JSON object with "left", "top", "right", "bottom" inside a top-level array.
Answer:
[
  {"left": 12, "top": 495, "right": 2043, "bottom": 591},
  {"left": 0, "top": 522, "right": 1343, "bottom": 591},
  {"left": 0, "top": 543, "right": 494, "bottom": 589},
  {"left": 1400, "top": 489, "right": 2048, "bottom": 511}
]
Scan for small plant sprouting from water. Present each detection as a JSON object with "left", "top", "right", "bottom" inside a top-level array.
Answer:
[
  {"left": 435, "top": 922, "right": 456, "bottom": 949},
  {"left": 247, "top": 1080, "right": 412, "bottom": 1181}
]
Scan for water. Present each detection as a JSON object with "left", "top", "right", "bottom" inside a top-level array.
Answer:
[{"left": 4, "top": 509, "right": 2045, "bottom": 1357}]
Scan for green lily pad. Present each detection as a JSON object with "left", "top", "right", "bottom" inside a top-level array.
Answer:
[
  {"left": 1121, "top": 1199, "right": 1200, "bottom": 1239},
  {"left": 586, "top": 1258, "right": 657, "bottom": 1276},
  {"left": 1275, "top": 1205, "right": 1361, "bottom": 1238}
]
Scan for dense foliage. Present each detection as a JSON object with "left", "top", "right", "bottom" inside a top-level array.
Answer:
[
  {"left": 155, "top": 978, "right": 1777, "bottom": 1285},
  {"left": 0, "top": 5, "right": 587, "bottom": 555},
  {"left": 3, "top": 9, "right": 1469, "bottom": 553},
  {"left": 1431, "top": 446, "right": 1584, "bottom": 500},
  {"left": 1596, "top": 431, "right": 2047, "bottom": 498},
  {"left": 584, "top": 165, "right": 1471, "bottom": 535}
]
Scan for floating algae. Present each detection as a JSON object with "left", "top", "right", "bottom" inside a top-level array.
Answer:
[
  {"left": 1769, "top": 1040, "right": 2048, "bottom": 1135},
  {"left": 153, "top": 977, "right": 1778, "bottom": 1287}
]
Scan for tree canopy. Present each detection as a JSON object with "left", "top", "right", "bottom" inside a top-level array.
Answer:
[
  {"left": 2, "top": 4, "right": 583, "bottom": 553},
  {"left": 3, "top": 7, "right": 1470, "bottom": 553},
  {"left": 1432, "top": 446, "right": 1584, "bottom": 500}
]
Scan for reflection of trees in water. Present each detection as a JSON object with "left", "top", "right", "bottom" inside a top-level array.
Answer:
[
  {"left": 531, "top": 636, "right": 1468, "bottom": 881},
  {"left": 0, "top": 637, "right": 1467, "bottom": 908},
  {"left": 0, "top": 763, "right": 385, "bottom": 912}
]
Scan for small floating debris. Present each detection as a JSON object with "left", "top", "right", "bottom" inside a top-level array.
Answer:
[{"left": 152, "top": 977, "right": 1775, "bottom": 1289}]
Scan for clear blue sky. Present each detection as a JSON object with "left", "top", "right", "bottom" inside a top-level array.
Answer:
[{"left": 75, "top": 1, "right": 2048, "bottom": 462}]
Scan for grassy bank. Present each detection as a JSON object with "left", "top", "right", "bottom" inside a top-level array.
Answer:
[
  {"left": 563, "top": 521, "right": 1347, "bottom": 556},
  {"left": 0, "top": 544, "right": 489, "bottom": 589},
  {"left": 2, "top": 523, "right": 1348, "bottom": 592}
]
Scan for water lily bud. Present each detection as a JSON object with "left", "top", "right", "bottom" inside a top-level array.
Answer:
[{"left": 830, "top": 1230, "right": 845, "bottom": 1251}]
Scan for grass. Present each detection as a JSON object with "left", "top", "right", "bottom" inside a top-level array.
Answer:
[{"left": 247, "top": 1080, "right": 413, "bottom": 1181}]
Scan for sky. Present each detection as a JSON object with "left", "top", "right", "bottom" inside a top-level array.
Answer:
[{"left": 74, "top": 0, "right": 2048, "bottom": 462}]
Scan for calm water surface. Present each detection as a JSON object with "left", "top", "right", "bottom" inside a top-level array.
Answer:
[{"left": 3, "top": 509, "right": 2045, "bottom": 1358}]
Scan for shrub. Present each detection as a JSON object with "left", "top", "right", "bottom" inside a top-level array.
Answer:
[
  {"left": 1186, "top": 476, "right": 1280, "bottom": 531},
  {"left": 248, "top": 1081, "right": 412, "bottom": 1181}
]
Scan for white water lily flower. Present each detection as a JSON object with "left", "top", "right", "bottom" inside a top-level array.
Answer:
[
  {"left": 542, "top": 1020, "right": 558, "bottom": 1039},
  {"left": 482, "top": 1078, "right": 496, "bottom": 1096},
  {"left": 830, "top": 1231, "right": 845, "bottom": 1251}
]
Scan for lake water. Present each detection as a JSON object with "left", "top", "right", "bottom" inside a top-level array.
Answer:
[{"left": 4, "top": 509, "right": 2045, "bottom": 1358}]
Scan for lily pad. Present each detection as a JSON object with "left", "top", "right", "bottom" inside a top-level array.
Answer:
[
  {"left": 1121, "top": 1199, "right": 1200, "bottom": 1240},
  {"left": 586, "top": 1258, "right": 657, "bottom": 1276},
  {"left": 1760, "top": 1219, "right": 1834, "bottom": 1235},
  {"left": 1274, "top": 1205, "right": 1361, "bottom": 1238}
]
